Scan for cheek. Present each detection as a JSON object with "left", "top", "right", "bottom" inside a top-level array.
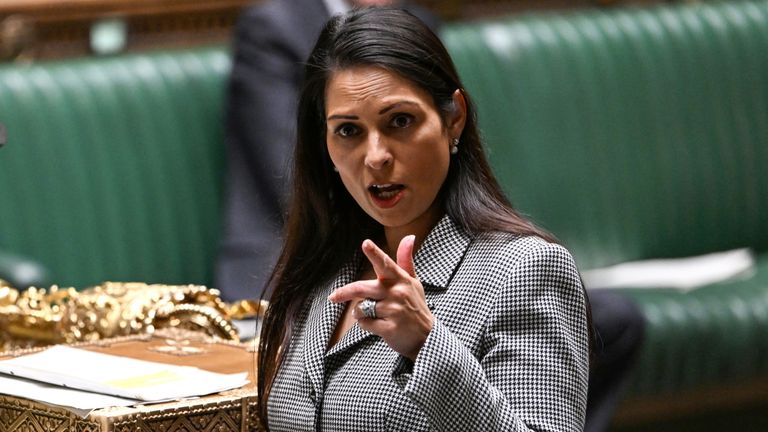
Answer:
[
  {"left": 411, "top": 142, "right": 450, "bottom": 190},
  {"left": 424, "top": 130, "right": 452, "bottom": 170},
  {"left": 431, "top": 154, "right": 451, "bottom": 187},
  {"left": 431, "top": 139, "right": 452, "bottom": 187},
  {"left": 327, "top": 143, "right": 352, "bottom": 175}
]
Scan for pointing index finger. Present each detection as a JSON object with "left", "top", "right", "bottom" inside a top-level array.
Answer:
[{"left": 362, "top": 239, "right": 403, "bottom": 281}]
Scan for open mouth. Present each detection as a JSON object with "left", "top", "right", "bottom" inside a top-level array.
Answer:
[{"left": 368, "top": 183, "right": 405, "bottom": 207}]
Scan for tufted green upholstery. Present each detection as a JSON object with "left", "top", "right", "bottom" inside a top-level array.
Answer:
[
  {"left": 445, "top": 0, "right": 768, "bottom": 270},
  {"left": 443, "top": 0, "right": 768, "bottom": 425},
  {"left": 0, "top": 48, "right": 230, "bottom": 288},
  {"left": 1, "top": 0, "right": 767, "bottom": 427}
]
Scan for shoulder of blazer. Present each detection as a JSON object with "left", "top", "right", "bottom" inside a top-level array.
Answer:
[
  {"left": 470, "top": 231, "right": 554, "bottom": 263},
  {"left": 463, "top": 233, "right": 578, "bottom": 288}
]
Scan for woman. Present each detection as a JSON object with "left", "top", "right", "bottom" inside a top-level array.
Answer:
[{"left": 257, "top": 7, "right": 590, "bottom": 431}]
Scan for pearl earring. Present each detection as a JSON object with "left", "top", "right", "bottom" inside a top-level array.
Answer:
[
  {"left": 333, "top": 165, "right": 339, "bottom": 172},
  {"left": 450, "top": 138, "right": 459, "bottom": 155}
]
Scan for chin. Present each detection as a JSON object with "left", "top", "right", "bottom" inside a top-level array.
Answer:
[{"left": 366, "top": 211, "right": 408, "bottom": 229}]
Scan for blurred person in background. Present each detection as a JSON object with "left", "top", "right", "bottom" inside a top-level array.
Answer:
[{"left": 217, "top": 1, "right": 644, "bottom": 431}]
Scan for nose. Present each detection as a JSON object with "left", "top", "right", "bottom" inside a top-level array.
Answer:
[{"left": 363, "top": 134, "right": 393, "bottom": 170}]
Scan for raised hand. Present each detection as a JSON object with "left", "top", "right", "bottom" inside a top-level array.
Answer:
[{"left": 328, "top": 235, "right": 434, "bottom": 360}]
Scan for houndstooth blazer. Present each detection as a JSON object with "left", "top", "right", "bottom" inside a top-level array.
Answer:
[{"left": 267, "top": 215, "right": 590, "bottom": 431}]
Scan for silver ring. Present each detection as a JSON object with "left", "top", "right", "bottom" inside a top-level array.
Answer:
[{"left": 359, "top": 298, "right": 378, "bottom": 319}]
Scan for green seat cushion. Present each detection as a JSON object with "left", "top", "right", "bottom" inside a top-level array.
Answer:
[
  {"left": 443, "top": 0, "right": 768, "bottom": 270},
  {"left": 620, "top": 253, "right": 768, "bottom": 396}
]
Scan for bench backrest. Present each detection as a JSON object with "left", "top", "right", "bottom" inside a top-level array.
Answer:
[
  {"left": 446, "top": 0, "right": 768, "bottom": 269},
  {"left": 0, "top": 49, "right": 230, "bottom": 288}
]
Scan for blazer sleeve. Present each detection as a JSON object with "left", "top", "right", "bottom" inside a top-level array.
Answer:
[{"left": 394, "top": 241, "right": 590, "bottom": 431}]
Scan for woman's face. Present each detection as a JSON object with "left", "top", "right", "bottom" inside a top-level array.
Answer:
[{"left": 325, "top": 66, "right": 463, "bottom": 236}]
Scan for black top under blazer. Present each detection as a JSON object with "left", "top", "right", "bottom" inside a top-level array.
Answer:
[{"left": 267, "top": 216, "right": 590, "bottom": 431}]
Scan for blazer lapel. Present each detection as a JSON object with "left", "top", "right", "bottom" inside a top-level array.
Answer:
[
  {"left": 324, "top": 252, "right": 375, "bottom": 359},
  {"left": 414, "top": 215, "right": 472, "bottom": 294},
  {"left": 303, "top": 260, "right": 357, "bottom": 399},
  {"left": 325, "top": 320, "right": 372, "bottom": 358}
]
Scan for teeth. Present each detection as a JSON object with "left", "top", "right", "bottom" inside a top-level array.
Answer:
[
  {"left": 370, "top": 184, "right": 401, "bottom": 199},
  {"left": 378, "top": 189, "right": 398, "bottom": 199}
]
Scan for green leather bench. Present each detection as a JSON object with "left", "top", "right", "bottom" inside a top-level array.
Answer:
[
  {"left": 0, "top": 49, "right": 229, "bottom": 289},
  {"left": 1, "top": 0, "right": 767, "bottom": 429},
  {"left": 444, "top": 1, "right": 768, "bottom": 429}
]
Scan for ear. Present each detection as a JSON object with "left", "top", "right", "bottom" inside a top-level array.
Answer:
[{"left": 448, "top": 89, "right": 467, "bottom": 139}]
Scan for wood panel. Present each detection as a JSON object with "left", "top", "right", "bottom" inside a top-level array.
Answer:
[
  {"left": 0, "top": 0, "right": 252, "bottom": 62},
  {"left": 0, "top": 1, "right": 675, "bottom": 62}
]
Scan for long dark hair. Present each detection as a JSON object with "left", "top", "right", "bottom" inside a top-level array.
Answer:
[{"left": 257, "top": 8, "right": 558, "bottom": 427}]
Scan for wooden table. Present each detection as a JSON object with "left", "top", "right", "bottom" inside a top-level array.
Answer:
[{"left": 0, "top": 330, "right": 259, "bottom": 432}]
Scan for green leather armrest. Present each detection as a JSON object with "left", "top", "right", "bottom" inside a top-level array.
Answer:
[{"left": 0, "top": 249, "right": 50, "bottom": 289}]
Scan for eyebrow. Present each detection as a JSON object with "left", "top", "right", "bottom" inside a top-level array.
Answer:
[
  {"left": 327, "top": 114, "right": 358, "bottom": 121},
  {"left": 326, "top": 101, "right": 420, "bottom": 121},
  {"left": 379, "top": 101, "right": 419, "bottom": 115}
]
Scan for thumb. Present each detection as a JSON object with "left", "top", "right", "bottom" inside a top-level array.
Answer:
[{"left": 396, "top": 235, "right": 417, "bottom": 277}]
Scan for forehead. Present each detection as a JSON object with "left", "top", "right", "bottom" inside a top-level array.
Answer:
[{"left": 325, "top": 66, "right": 432, "bottom": 109}]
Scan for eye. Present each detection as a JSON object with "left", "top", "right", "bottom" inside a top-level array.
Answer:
[
  {"left": 390, "top": 113, "right": 414, "bottom": 129},
  {"left": 335, "top": 123, "right": 360, "bottom": 138}
]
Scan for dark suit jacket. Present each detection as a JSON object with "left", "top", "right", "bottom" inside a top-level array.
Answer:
[
  {"left": 216, "top": 0, "right": 439, "bottom": 301},
  {"left": 267, "top": 216, "right": 590, "bottom": 431}
]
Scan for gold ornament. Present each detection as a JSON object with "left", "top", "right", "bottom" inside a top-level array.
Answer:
[{"left": 0, "top": 281, "right": 267, "bottom": 351}]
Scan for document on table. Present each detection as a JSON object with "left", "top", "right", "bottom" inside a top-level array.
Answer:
[
  {"left": 0, "top": 374, "right": 138, "bottom": 417},
  {"left": 581, "top": 248, "right": 755, "bottom": 291},
  {"left": 0, "top": 345, "right": 249, "bottom": 402}
]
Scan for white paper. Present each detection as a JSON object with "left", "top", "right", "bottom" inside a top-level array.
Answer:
[
  {"left": 0, "top": 345, "right": 249, "bottom": 402},
  {"left": 232, "top": 319, "right": 259, "bottom": 340},
  {"left": 582, "top": 248, "right": 755, "bottom": 291},
  {"left": 0, "top": 374, "right": 138, "bottom": 417}
]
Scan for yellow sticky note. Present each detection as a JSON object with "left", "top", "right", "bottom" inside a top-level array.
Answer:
[{"left": 104, "top": 370, "right": 182, "bottom": 389}]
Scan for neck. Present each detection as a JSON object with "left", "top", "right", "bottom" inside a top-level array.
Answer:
[{"left": 381, "top": 203, "right": 444, "bottom": 261}]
